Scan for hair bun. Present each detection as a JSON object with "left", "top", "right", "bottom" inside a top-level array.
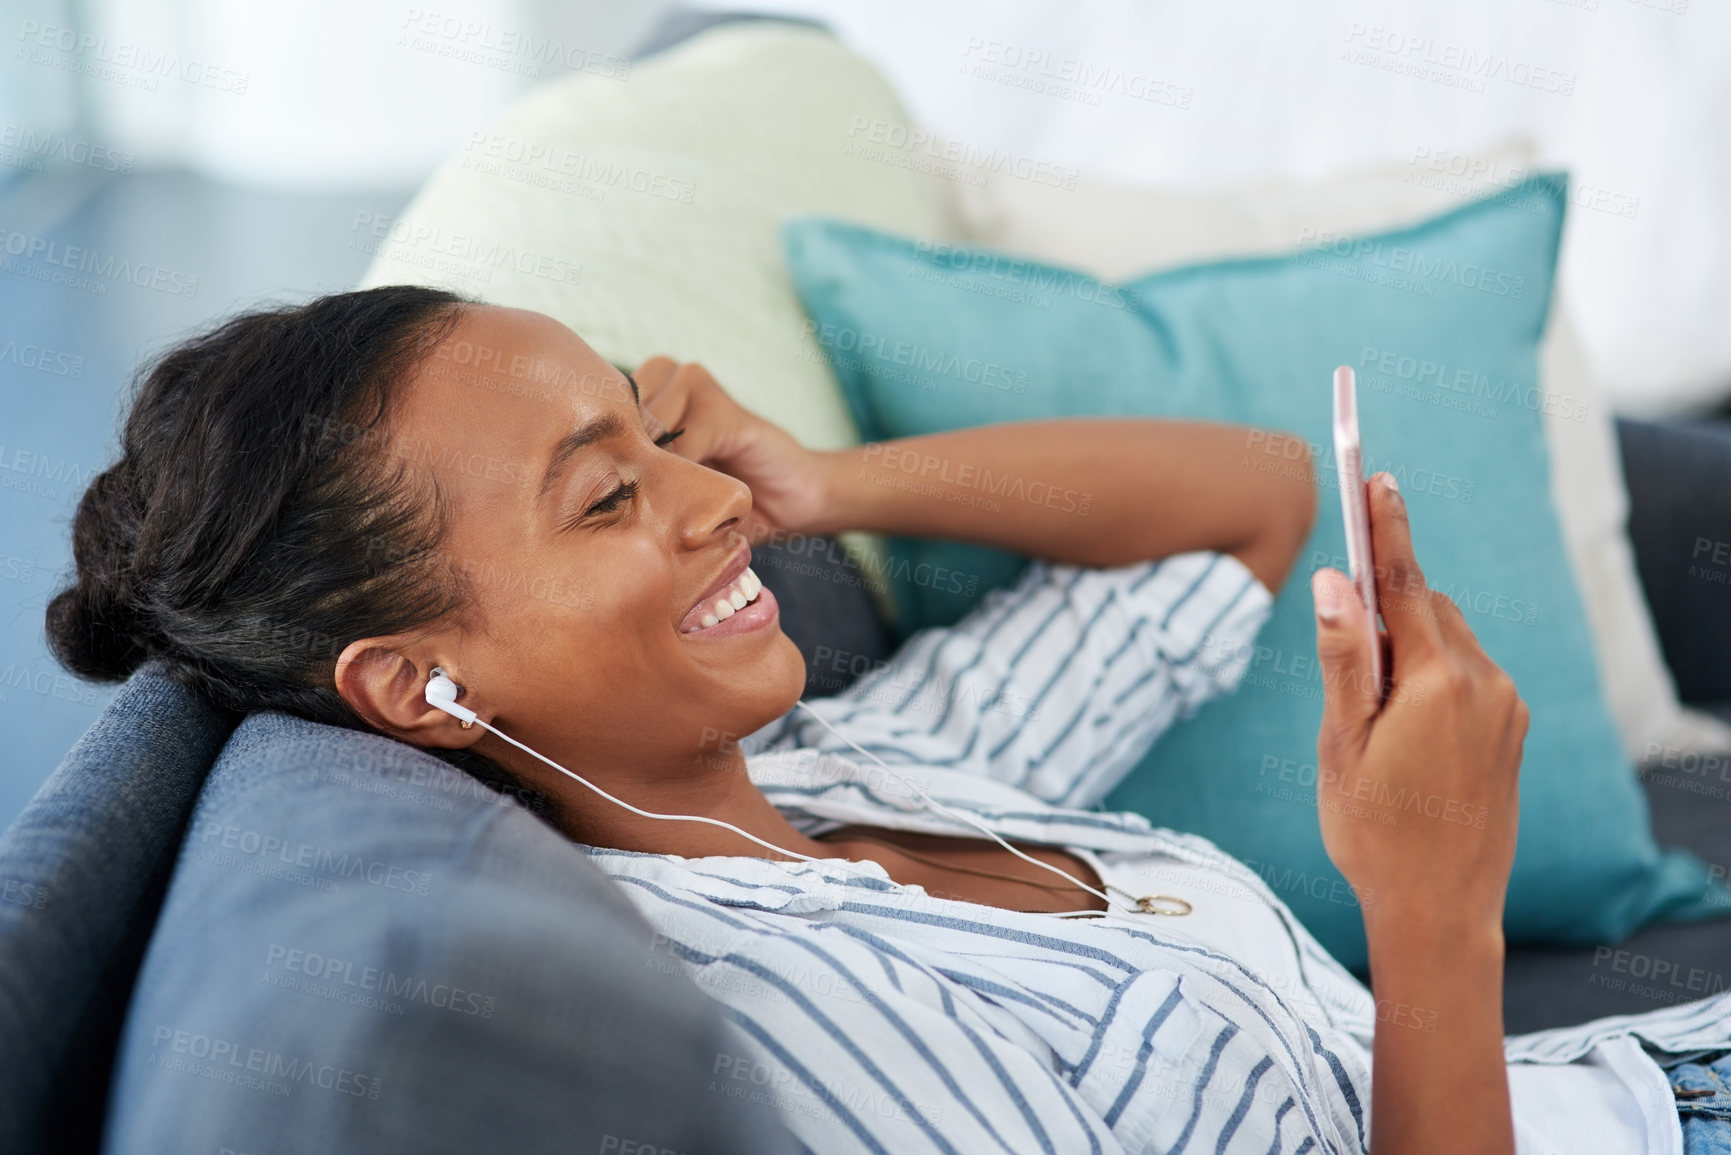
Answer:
[
  {"left": 46, "top": 285, "right": 468, "bottom": 724},
  {"left": 45, "top": 463, "right": 155, "bottom": 682}
]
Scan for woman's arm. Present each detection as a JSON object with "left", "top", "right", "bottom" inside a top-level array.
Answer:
[
  {"left": 633, "top": 358, "right": 1317, "bottom": 593},
  {"left": 1361, "top": 918, "right": 1510, "bottom": 1155},
  {"left": 1310, "top": 474, "right": 1525, "bottom": 1155},
  {"left": 811, "top": 420, "right": 1317, "bottom": 592}
]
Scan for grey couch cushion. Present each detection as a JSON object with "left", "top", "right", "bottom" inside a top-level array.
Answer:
[
  {"left": 1504, "top": 766, "right": 1731, "bottom": 1033},
  {"left": 105, "top": 712, "right": 793, "bottom": 1154},
  {"left": 1503, "top": 419, "right": 1731, "bottom": 1033},
  {"left": 0, "top": 662, "right": 237, "bottom": 1154},
  {"left": 1616, "top": 416, "right": 1731, "bottom": 702}
]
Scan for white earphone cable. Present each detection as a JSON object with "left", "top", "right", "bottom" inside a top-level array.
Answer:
[
  {"left": 436, "top": 671, "right": 1125, "bottom": 915},
  {"left": 474, "top": 718, "right": 861, "bottom": 872}
]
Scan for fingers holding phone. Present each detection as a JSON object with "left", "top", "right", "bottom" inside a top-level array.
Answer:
[{"left": 1313, "top": 472, "right": 1528, "bottom": 936}]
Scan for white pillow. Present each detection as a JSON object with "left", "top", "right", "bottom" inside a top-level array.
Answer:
[{"left": 934, "top": 141, "right": 1730, "bottom": 765}]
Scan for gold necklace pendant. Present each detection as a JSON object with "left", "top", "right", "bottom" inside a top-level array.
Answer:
[{"left": 1120, "top": 890, "right": 1193, "bottom": 916}]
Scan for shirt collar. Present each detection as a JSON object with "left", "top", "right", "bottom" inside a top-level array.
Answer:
[{"left": 745, "top": 749, "right": 1161, "bottom": 850}]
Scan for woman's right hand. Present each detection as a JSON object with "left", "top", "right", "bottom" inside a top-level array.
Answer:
[
  {"left": 1309, "top": 472, "right": 1528, "bottom": 941},
  {"left": 632, "top": 356, "right": 836, "bottom": 545}
]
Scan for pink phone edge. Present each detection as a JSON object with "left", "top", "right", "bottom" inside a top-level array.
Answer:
[{"left": 1332, "top": 366, "right": 1384, "bottom": 694}]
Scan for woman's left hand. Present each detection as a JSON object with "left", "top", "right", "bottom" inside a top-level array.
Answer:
[{"left": 633, "top": 356, "right": 835, "bottom": 543}]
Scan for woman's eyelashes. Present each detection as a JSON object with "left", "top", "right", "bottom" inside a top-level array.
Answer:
[
  {"left": 564, "top": 429, "right": 685, "bottom": 529},
  {"left": 583, "top": 480, "right": 638, "bottom": 517}
]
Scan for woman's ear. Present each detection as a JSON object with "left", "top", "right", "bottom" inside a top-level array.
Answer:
[{"left": 333, "top": 637, "right": 484, "bottom": 749}]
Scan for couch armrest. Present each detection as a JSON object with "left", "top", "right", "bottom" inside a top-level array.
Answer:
[{"left": 1614, "top": 416, "right": 1731, "bottom": 702}]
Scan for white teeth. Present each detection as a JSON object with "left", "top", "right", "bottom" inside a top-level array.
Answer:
[{"left": 687, "top": 566, "right": 766, "bottom": 632}]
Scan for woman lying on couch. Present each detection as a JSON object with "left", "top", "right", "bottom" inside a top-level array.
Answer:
[{"left": 49, "top": 285, "right": 1731, "bottom": 1154}]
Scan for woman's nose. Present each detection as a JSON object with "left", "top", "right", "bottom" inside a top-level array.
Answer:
[{"left": 676, "top": 460, "right": 753, "bottom": 550}]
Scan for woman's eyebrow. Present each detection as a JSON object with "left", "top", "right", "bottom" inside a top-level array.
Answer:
[
  {"left": 533, "top": 371, "right": 641, "bottom": 502},
  {"left": 537, "top": 412, "right": 625, "bottom": 501}
]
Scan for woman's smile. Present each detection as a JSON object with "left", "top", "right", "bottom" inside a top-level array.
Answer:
[{"left": 678, "top": 549, "right": 778, "bottom": 638}]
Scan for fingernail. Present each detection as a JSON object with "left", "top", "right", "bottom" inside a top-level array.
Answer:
[
  {"left": 1381, "top": 472, "right": 1400, "bottom": 496},
  {"left": 1312, "top": 570, "right": 1344, "bottom": 624}
]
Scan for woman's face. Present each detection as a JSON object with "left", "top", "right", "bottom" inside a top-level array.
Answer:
[{"left": 381, "top": 305, "right": 804, "bottom": 777}]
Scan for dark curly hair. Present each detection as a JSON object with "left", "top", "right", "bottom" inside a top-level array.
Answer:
[{"left": 47, "top": 285, "right": 476, "bottom": 727}]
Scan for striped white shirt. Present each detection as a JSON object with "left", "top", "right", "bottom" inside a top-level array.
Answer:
[{"left": 586, "top": 551, "right": 1726, "bottom": 1154}]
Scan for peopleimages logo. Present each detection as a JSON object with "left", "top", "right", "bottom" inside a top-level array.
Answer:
[
  {"left": 844, "top": 117, "right": 1079, "bottom": 191},
  {"left": 0, "top": 339, "right": 84, "bottom": 378},
  {"left": 196, "top": 821, "right": 434, "bottom": 896},
  {"left": 1296, "top": 225, "right": 1526, "bottom": 299},
  {"left": 462, "top": 131, "right": 696, "bottom": 205},
  {"left": 801, "top": 319, "right": 1028, "bottom": 394},
  {"left": 1356, "top": 345, "right": 1588, "bottom": 423},
  {"left": 0, "top": 229, "right": 200, "bottom": 297},
  {"left": 398, "top": 9, "right": 631, "bottom": 81},
  {"left": 264, "top": 944, "right": 497, "bottom": 1018},
  {"left": 0, "top": 122, "right": 133, "bottom": 173},
  {"left": 1341, "top": 23, "right": 1577, "bottom": 97},
  {"left": 350, "top": 211, "right": 580, "bottom": 285},
  {"left": 957, "top": 37, "right": 1193, "bottom": 110},
  {"left": 0, "top": 442, "right": 99, "bottom": 496},
  {"left": 910, "top": 240, "right": 1128, "bottom": 311},
  {"left": 16, "top": 20, "right": 250, "bottom": 93},
  {"left": 148, "top": 1026, "right": 382, "bottom": 1099}
]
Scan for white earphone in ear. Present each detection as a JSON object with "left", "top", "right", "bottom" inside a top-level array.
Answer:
[{"left": 425, "top": 667, "right": 477, "bottom": 728}]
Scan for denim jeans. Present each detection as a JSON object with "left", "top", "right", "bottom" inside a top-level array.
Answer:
[{"left": 1665, "top": 1050, "right": 1731, "bottom": 1153}]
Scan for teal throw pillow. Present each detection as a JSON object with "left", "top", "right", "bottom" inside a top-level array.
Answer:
[{"left": 779, "top": 175, "right": 1728, "bottom": 970}]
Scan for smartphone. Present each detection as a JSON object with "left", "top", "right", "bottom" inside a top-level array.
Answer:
[{"left": 1332, "top": 366, "right": 1384, "bottom": 696}]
